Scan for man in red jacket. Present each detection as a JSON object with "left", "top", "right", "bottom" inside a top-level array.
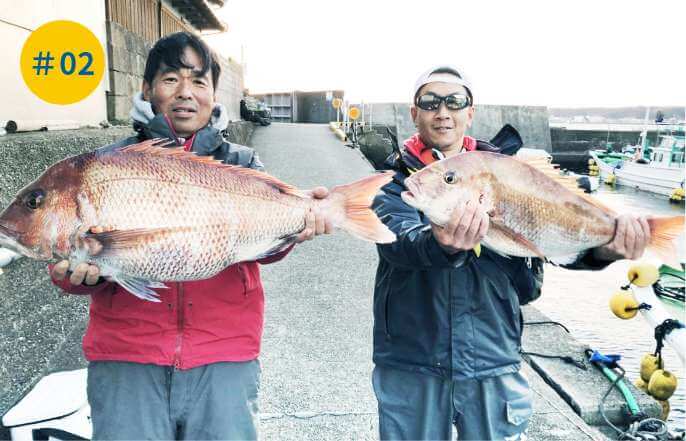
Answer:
[{"left": 51, "top": 32, "right": 331, "bottom": 440}]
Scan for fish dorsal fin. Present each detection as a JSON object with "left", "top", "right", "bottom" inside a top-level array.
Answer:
[
  {"left": 118, "top": 139, "right": 306, "bottom": 197},
  {"left": 515, "top": 156, "right": 616, "bottom": 215},
  {"left": 515, "top": 156, "right": 587, "bottom": 195}
]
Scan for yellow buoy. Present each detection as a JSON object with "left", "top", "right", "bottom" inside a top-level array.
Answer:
[
  {"left": 657, "top": 399, "right": 670, "bottom": 421},
  {"left": 348, "top": 106, "right": 361, "bottom": 120},
  {"left": 332, "top": 98, "right": 342, "bottom": 109},
  {"left": 640, "top": 353, "right": 663, "bottom": 382},
  {"left": 634, "top": 377, "right": 648, "bottom": 393},
  {"left": 648, "top": 369, "right": 678, "bottom": 400},
  {"left": 588, "top": 159, "right": 596, "bottom": 165},
  {"left": 609, "top": 289, "right": 639, "bottom": 319},
  {"left": 627, "top": 263, "right": 660, "bottom": 287},
  {"left": 605, "top": 174, "right": 616, "bottom": 185}
]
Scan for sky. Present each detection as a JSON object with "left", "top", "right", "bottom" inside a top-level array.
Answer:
[{"left": 204, "top": 0, "right": 686, "bottom": 108}]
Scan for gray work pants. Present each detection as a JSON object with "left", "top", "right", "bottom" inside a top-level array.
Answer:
[
  {"left": 87, "top": 360, "right": 260, "bottom": 440},
  {"left": 372, "top": 365, "right": 532, "bottom": 441}
]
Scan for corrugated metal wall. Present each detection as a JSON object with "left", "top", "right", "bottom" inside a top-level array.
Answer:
[{"left": 106, "top": 0, "right": 192, "bottom": 43}]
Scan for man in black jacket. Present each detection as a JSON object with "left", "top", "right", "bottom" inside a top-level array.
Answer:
[{"left": 371, "top": 65, "right": 650, "bottom": 440}]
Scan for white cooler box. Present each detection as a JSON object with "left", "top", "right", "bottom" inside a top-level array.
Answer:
[{"left": 2, "top": 369, "right": 91, "bottom": 440}]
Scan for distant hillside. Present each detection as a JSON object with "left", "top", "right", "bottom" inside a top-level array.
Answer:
[{"left": 549, "top": 106, "right": 684, "bottom": 121}]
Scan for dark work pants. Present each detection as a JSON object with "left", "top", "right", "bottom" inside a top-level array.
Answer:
[
  {"left": 372, "top": 365, "right": 532, "bottom": 440},
  {"left": 87, "top": 360, "right": 260, "bottom": 440}
]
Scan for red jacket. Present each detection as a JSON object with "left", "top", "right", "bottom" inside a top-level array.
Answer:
[
  {"left": 52, "top": 250, "right": 290, "bottom": 370},
  {"left": 51, "top": 118, "right": 288, "bottom": 369}
]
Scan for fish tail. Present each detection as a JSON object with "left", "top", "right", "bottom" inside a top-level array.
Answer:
[
  {"left": 330, "top": 172, "right": 396, "bottom": 243},
  {"left": 647, "top": 216, "right": 684, "bottom": 267}
]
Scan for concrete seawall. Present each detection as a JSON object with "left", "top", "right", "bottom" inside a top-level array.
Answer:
[{"left": 366, "top": 103, "right": 551, "bottom": 150}]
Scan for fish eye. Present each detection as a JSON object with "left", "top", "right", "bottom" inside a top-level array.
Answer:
[
  {"left": 23, "top": 189, "right": 45, "bottom": 210},
  {"left": 443, "top": 171, "right": 457, "bottom": 184}
]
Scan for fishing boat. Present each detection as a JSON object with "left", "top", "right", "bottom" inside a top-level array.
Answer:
[{"left": 589, "top": 128, "right": 685, "bottom": 197}]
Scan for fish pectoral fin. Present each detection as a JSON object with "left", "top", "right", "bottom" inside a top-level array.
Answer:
[
  {"left": 490, "top": 223, "right": 545, "bottom": 259},
  {"left": 111, "top": 274, "right": 167, "bottom": 302},
  {"left": 548, "top": 253, "right": 585, "bottom": 266},
  {"left": 84, "top": 228, "right": 185, "bottom": 256},
  {"left": 252, "top": 236, "right": 296, "bottom": 260}
]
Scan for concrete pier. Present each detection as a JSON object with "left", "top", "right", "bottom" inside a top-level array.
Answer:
[{"left": 522, "top": 307, "right": 661, "bottom": 438}]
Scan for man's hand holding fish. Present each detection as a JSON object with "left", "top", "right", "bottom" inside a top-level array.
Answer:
[
  {"left": 431, "top": 197, "right": 489, "bottom": 254},
  {"left": 593, "top": 213, "right": 652, "bottom": 261},
  {"left": 293, "top": 186, "right": 334, "bottom": 243}
]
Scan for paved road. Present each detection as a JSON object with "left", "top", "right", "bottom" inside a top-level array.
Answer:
[
  {"left": 253, "top": 123, "right": 379, "bottom": 440},
  {"left": 250, "top": 123, "right": 608, "bottom": 440}
]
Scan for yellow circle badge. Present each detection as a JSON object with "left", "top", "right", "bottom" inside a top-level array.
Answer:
[{"left": 20, "top": 20, "right": 105, "bottom": 105}]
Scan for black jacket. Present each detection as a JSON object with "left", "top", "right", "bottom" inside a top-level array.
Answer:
[{"left": 372, "top": 138, "right": 609, "bottom": 380}]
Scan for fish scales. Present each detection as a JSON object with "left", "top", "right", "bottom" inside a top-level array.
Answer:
[
  {"left": 489, "top": 177, "right": 614, "bottom": 256},
  {"left": 80, "top": 152, "right": 310, "bottom": 280}
]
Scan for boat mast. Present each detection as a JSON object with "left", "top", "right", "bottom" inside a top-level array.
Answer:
[{"left": 640, "top": 106, "right": 650, "bottom": 150}]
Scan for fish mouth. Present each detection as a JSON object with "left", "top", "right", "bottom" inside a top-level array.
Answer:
[
  {"left": 0, "top": 222, "right": 43, "bottom": 260},
  {"left": 401, "top": 190, "right": 417, "bottom": 207},
  {"left": 402, "top": 180, "right": 421, "bottom": 207},
  {"left": 0, "top": 221, "right": 22, "bottom": 236}
]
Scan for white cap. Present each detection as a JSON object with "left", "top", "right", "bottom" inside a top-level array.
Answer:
[{"left": 412, "top": 65, "right": 473, "bottom": 103}]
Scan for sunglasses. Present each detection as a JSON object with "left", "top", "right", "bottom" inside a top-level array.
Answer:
[{"left": 415, "top": 92, "right": 471, "bottom": 111}]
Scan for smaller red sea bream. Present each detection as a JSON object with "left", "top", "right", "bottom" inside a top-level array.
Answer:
[{"left": 401, "top": 151, "right": 683, "bottom": 265}]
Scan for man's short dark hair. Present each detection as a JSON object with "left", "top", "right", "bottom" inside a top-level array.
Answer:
[{"left": 144, "top": 32, "right": 221, "bottom": 89}]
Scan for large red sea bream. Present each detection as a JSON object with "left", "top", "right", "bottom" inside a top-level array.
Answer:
[{"left": 0, "top": 140, "right": 395, "bottom": 300}]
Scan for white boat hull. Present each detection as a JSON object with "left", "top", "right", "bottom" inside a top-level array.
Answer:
[{"left": 590, "top": 151, "right": 685, "bottom": 196}]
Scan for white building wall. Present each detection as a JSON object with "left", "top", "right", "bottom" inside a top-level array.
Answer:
[{"left": 0, "top": 0, "right": 108, "bottom": 127}]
